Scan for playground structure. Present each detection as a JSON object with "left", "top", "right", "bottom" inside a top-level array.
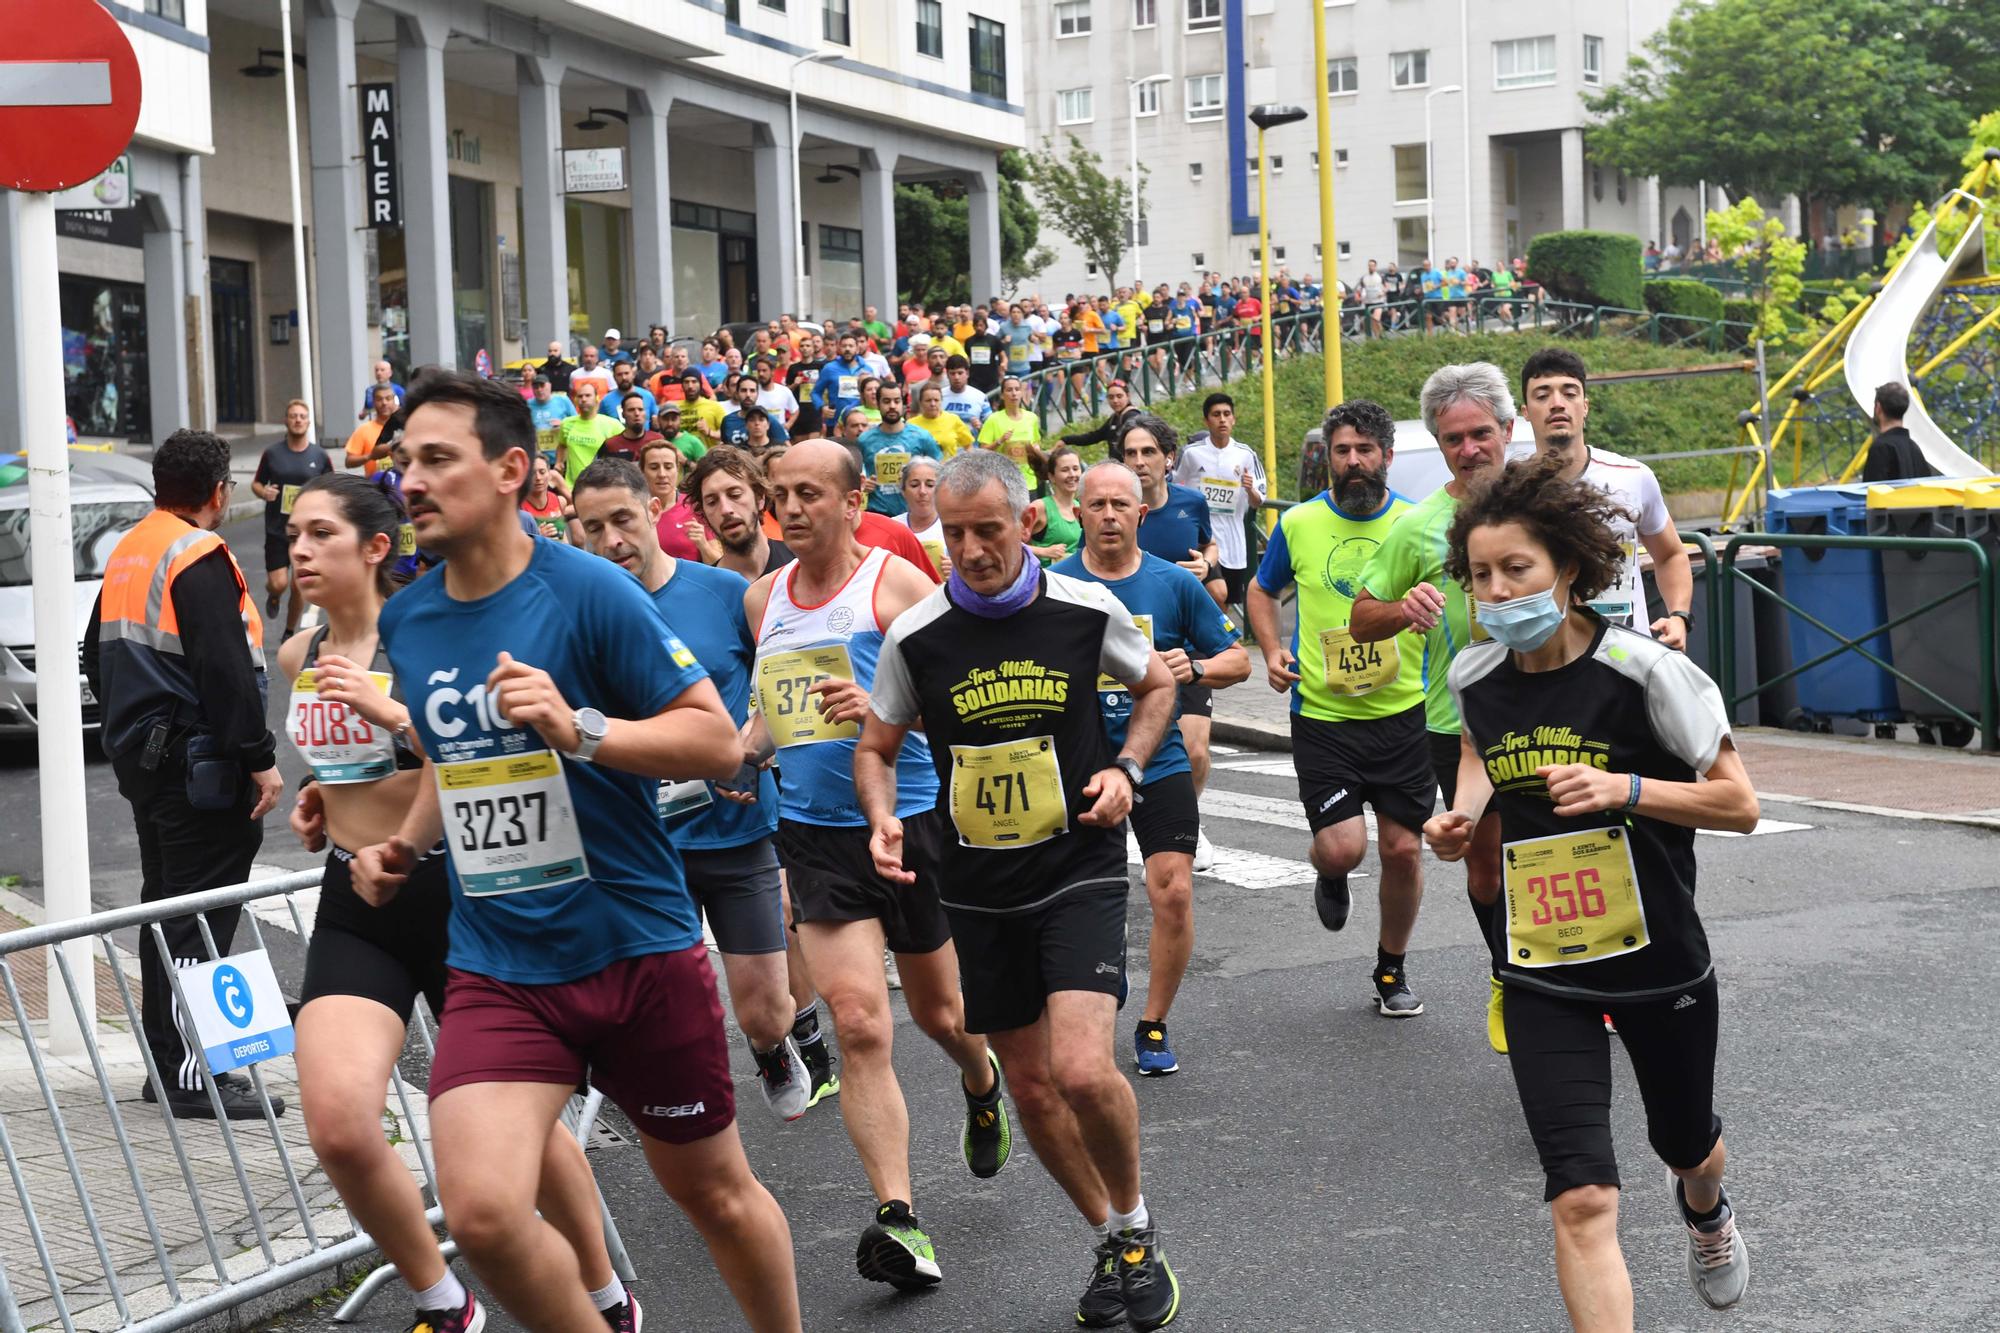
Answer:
[{"left": 1720, "top": 150, "right": 2000, "bottom": 527}]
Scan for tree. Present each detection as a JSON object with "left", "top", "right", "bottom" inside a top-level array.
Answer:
[
  {"left": 1586, "top": 0, "right": 1965, "bottom": 209},
  {"left": 1706, "top": 198, "right": 1806, "bottom": 342},
  {"left": 1024, "top": 134, "right": 1147, "bottom": 293},
  {"left": 894, "top": 150, "right": 1049, "bottom": 308}
]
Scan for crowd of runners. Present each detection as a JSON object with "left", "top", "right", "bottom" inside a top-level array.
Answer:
[{"left": 222, "top": 313, "right": 1761, "bottom": 1332}]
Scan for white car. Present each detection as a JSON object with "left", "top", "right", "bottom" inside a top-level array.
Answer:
[{"left": 0, "top": 456, "right": 156, "bottom": 736}]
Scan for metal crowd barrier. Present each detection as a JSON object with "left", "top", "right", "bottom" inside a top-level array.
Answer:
[{"left": 0, "top": 870, "right": 634, "bottom": 1333}]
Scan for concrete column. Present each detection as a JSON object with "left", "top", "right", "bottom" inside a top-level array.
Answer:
[
  {"left": 628, "top": 85, "right": 674, "bottom": 335},
  {"left": 397, "top": 12, "right": 454, "bottom": 368},
  {"left": 180, "top": 154, "right": 215, "bottom": 431},
  {"left": 0, "top": 193, "right": 30, "bottom": 452},
  {"left": 965, "top": 164, "right": 1001, "bottom": 305},
  {"left": 859, "top": 149, "right": 898, "bottom": 320},
  {"left": 1640, "top": 176, "right": 1662, "bottom": 249},
  {"left": 142, "top": 189, "right": 191, "bottom": 438},
  {"left": 1559, "top": 129, "right": 1586, "bottom": 231},
  {"left": 306, "top": 0, "right": 367, "bottom": 416},
  {"left": 518, "top": 56, "right": 569, "bottom": 352},
  {"left": 751, "top": 131, "right": 800, "bottom": 318}
]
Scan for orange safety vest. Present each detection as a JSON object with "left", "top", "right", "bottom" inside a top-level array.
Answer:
[{"left": 95, "top": 509, "right": 264, "bottom": 758}]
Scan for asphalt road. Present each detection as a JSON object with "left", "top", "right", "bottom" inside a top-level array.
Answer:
[{"left": 4, "top": 530, "right": 1998, "bottom": 1329}]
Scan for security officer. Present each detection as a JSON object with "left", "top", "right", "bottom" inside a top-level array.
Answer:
[{"left": 83, "top": 430, "right": 286, "bottom": 1119}]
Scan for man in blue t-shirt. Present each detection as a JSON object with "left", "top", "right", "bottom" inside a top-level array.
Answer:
[
  {"left": 1056, "top": 461, "right": 1248, "bottom": 1079},
  {"left": 813, "top": 332, "right": 870, "bottom": 417},
  {"left": 718, "top": 375, "right": 791, "bottom": 450},
  {"left": 359, "top": 359, "right": 405, "bottom": 419},
  {"left": 350, "top": 370, "right": 800, "bottom": 1331},
  {"left": 568, "top": 456, "right": 814, "bottom": 1124},
  {"left": 856, "top": 382, "right": 941, "bottom": 518}
]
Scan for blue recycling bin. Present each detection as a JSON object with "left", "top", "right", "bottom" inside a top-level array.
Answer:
[{"left": 1765, "top": 485, "right": 1898, "bottom": 718}]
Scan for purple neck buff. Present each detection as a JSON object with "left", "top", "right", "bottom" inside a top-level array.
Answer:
[{"left": 948, "top": 545, "right": 1042, "bottom": 618}]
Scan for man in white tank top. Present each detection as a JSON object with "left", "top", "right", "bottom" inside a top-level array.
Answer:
[
  {"left": 1519, "top": 347, "right": 1694, "bottom": 651},
  {"left": 744, "top": 440, "right": 1010, "bottom": 1291}
]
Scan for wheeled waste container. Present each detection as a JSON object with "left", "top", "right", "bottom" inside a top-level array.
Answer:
[
  {"left": 1865, "top": 481, "right": 2000, "bottom": 726},
  {"left": 1765, "top": 486, "right": 1898, "bottom": 719}
]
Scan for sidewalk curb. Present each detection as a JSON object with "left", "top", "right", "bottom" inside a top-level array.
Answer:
[{"left": 1213, "top": 716, "right": 1287, "bottom": 752}]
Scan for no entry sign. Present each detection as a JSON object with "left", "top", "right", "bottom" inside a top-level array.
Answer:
[{"left": 0, "top": 0, "right": 142, "bottom": 194}]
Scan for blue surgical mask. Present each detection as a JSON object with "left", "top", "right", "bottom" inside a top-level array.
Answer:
[{"left": 1475, "top": 587, "right": 1569, "bottom": 652}]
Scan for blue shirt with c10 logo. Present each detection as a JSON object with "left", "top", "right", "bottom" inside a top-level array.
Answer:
[
  {"left": 379, "top": 538, "right": 712, "bottom": 985},
  {"left": 1137, "top": 483, "right": 1216, "bottom": 568}
]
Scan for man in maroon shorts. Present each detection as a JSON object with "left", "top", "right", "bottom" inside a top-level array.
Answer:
[{"left": 350, "top": 370, "right": 800, "bottom": 1332}]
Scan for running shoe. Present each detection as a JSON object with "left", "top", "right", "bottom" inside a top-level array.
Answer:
[
  {"left": 961, "top": 1049, "right": 1012, "bottom": 1178},
  {"left": 1116, "top": 1225, "right": 1182, "bottom": 1330},
  {"left": 1487, "top": 976, "right": 1508, "bottom": 1054},
  {"left": 1313, "top": 874, "right": 1351, "bottom": 931},
  {"left": 600, "top": 1290, "right": 642, "bottom": 1333},
  {"left": 265, "top": 591, "right": 281, "bottom": 619},
  {"left": 753, "top": 1035, "right": 809, "bottom": 1122},
  {"left": 884, "top": 947, "right": 904, "bottom": 991},
  {"left": 1372, "top": 963, "right": 1424, "bottom": 1018},
  {"left": 1134, "top": 1021, "right": 1180, "bottom": 1076},
  {"left": 406, "top": 1290, "right": 484, "bottom": 1333},
  {"left": 1075, "top": 1235, "right": 1125, "bottom": 1327},
  {"left": 800, "top": 1038, "right": 840, "bottom": 1108},
  {"left": 855, "top": 1200, "right": 942, "bottom": 1289},
  {"left": 1191, "top": 830, "right": 1215, "bottom": 872},
  {"left": 1603, "top": 1012, "right": 1618, "bottom": 1035},
  {"left": 1673, "top": 1175, "right": 1750, "bottom": 1310}
]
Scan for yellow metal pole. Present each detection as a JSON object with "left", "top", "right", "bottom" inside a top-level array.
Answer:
[
  {"left": 1259, "top": 125, "right": 1279, "bottom": 529},
  {"left": 1311, "top": 0, "right": 1341, "bottom": 408}
]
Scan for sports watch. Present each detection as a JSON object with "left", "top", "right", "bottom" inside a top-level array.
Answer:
[
  {"left": 1114, "top": 756, "right": 1146, "bottom": 789},
  {"left": 571, "top": 707, "right": 609, "bottom": 762},
  {"left": 1189, "top": 659, "right": 1207, "bottom": 683}
]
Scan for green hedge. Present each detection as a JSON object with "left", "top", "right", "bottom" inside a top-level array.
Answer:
[
  {"left": 1527, "top": 231, "right": 1644, "bottom": 312},
  {"left": 1643, "top": 278, "right": 1726, "bottom": 323}
]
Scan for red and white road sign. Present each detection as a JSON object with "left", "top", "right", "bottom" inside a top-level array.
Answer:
[{"left": 0, "top": 0, "right": 142, "bottom": 194}]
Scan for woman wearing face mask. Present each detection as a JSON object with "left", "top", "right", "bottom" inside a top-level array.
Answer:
[
  {"left": 1425, "top": 454, "right": 1757, "bottom": 1333},
  {"left": 281, "top": 475, "right": 636, "bottom": 1333},
  {"left": 894, "top": 455, "right": 950, "bottom": 579},
  {"left": 1026, "top": 444, "right": 1084, "bottom": 566}
]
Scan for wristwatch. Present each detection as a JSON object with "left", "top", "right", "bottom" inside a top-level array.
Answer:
[
  {"left": 571, "top": 707, "right": 609, "bottom": 762},
  {"left": 1668, "top": 609, "right": 1694, "bottom": 630},
  {"left": 1189, "top": 659, "right": 1207, "bottom": 683},
  {"left": 1114, "top": 756, "right": 1146, "bottom": 789}
]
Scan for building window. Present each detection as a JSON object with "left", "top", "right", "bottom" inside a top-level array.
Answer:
[
  {"left": 1326, "top": 57, "right": 1357, "bottom": 95},
  {"left": 822, "top": 0, "right": 850, "bottom": 45},
  {"left": 916, "top": 0, "right": 944, "bottom": 57},
  {"left": 1133, "top": 0, "right": 1157, "bottom": 27},
  {"left": 1273, "top": 246, "right": 1286, "bottom": 261},
  {"left": 1189, "top": 162, "right": 1205, "bottom": 182},
  {"left": 1335, "top": 147, "right": 1349, "bottom": 167},
  {"left": 1135, "top": 80, "right": 1161, "bottom": 116},
  {"left": 1393, "top": 144, "right": 1427, "bottom": 203},
  {"left": 759, "top": 0, "right": 785, "bottom": 9},
  {"left": 1391, "top": 50, "right": 1428, "bottom": 89},
  {"left": 1056, "top": 1, "right": 1092, "bottom": 38},
  {"left": 1185, "top": 73, "right": 1224, "bottom": 120},
  {"left": 1191, "top": 252, "right": 1205, "bottom": 268},
  {"left": 1582, "top": 34, "right": 1604, "bottom": 85},
  {"left": 144, "top": 0, "right": 185, "bottom": 20},
  {"left": 1396, "top": 216, "right": 1429, "bottom": 268},
  {"left": 1186, "top": 0, "right": 1222, "bottom": 33},
  {"left": 1057, "top": 88, "right": 1094, "bottom": 124},
  {"left": 1250, "top": 247, "right": 1260, "bottom": 264},
  {"left": 1494, "top": 35, "right": 1558, "bottom": 89},
  {"left": 970, "top": 16, "right": 1008, "bottom": 97},
  {"left": 1269, "top": 155, "right": 1284, "bottom": 174}
]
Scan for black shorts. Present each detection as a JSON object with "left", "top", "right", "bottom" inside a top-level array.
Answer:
[
  {"left": 1129, "top": 770, "right": 1199, "bottom": 860},
  {"left": 300, "top": 844, "right": 453, "bottom": 1023},
  {"left": 264, "top": 531, "right": 290, "bottom": 573},
  {"left": 1292, "top": 705, "right": 1434, "bottom": 834},
  {"left": 777, "top": 811, "right": 952, "bottom": 956},
  {"left": 1176, "top": 682, "right": 1214, "bottom": 720},
  {"left": 682, "top": 838, "right": 787, "bottom": 956},
  {"left": 948, "top": 884, "right": 1128, "bottom": 1034},
  {"left": 1428, "top": 729, "right": 1464, "bottom": 807},
  {"left": 1217, "top": 565, "right": 1250, "bottom": 606},
  {"left": 1504, "top": 974, "right": 1724, "bottom": 1200}
]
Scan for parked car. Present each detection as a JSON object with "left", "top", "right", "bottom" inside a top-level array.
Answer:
[{"left": 0, "top": 456, "right": 156, "bottom": 735}]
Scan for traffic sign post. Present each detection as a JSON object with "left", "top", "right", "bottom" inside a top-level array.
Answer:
[{"left": 1, "top": 0, "right": 144, "bottom": 1055}]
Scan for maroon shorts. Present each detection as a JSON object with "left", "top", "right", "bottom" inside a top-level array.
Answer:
[{"left": 430, "top": 947, "right": 736, "bottom": 1144}]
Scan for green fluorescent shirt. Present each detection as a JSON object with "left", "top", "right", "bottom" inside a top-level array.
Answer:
[
  {"left": 1254, "top": 491, "right": 1426, "bottom": 722},
  {"left": 1357, "top": 486, "right": 1486, "bottom": 733}
]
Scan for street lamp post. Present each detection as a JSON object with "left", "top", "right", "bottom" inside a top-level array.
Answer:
[
  {"left": 788, "top": 49, "right": 840, "bottom": 319},
  {"left": 1126, "top": 75, "right": 1166, "bottom": 289},
  {"left": 1249, "top": 104, "right": 1309, "bottom": 513},
  {"left": 1423, "top": 84, "right": 1463, "bottom": 267},
  {"left": 1310, "top": 1, "right": 1341, "bottom": 407}
]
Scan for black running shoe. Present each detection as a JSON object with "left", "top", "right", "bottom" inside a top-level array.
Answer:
[
  {"left": 1372, "top": 963, "right": 1424, "bottom": 1018},
  {"left": 1314, "top": 874, "right": 1351, "bottom": 931},
  {"left": 855, "top": 1200, "right": 942, "bottom": 1289},
  {"left": 600, "top": 1290, "right": 641, "bottom": 1333},
  {"left": 406, "top": 1289, "right": 484, "bottom": 1333},
  {"left": 798, "top": 1038, "right": 840, "bottom": 1108},
  {"left": 1075, "top": 1235, "right": 1124, "bottom": 1327},
  {"left": 1116, "top": 1225, "right": 1182, "bottom": 1330},
  {"left": 961, "top": 1049, "right": 1012, "bottom": 1178}
]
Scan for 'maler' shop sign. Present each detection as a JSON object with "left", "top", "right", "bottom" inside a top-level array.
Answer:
[{"left": 360, "top": 83, "right": 400, "bottom": 229}]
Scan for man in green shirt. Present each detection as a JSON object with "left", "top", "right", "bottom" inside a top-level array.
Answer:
[
  {"left": 861, "top": 304, "right": 893, "bottom": 349},
  {"left": 654, "top": 401, "right": 709, "bottom": 465},
  {"left": 1349, "top": 361, "right": 1513, "bottom": 1050},
  {"left": 556, "top": 380, "right": 624, "bottom": 486},
  {"left": 1246, "top": 399, "right": 1433, "bottom": 1019}
]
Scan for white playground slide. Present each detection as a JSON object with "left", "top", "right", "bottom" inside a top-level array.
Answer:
[{"left": 1844, "top": 190, "right": 1991, "bottom": 477}]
